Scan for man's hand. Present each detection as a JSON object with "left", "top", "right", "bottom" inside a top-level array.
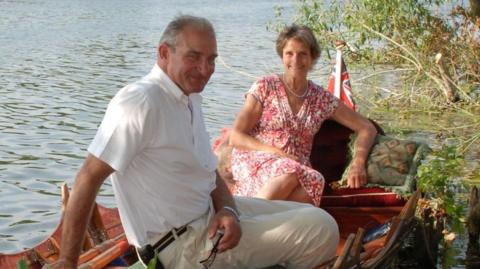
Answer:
[
  {"left": 207, "top": 208, "right": 242, "bottom": 253},
  {"left": 347, "top": 164, "right": 368, "bottom": 189}
]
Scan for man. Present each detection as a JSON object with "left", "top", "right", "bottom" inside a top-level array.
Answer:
[{"left": 55, "top": 15, "right": 339, "bottom": 269}]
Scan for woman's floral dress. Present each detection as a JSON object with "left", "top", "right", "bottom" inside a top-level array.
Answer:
[{"left": 230, "top": 74, "right": 339, "bottom": 206}]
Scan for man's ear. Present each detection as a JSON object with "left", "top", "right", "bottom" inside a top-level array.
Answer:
[{"left": 158, "top": 43, "right": 169, "bottom": 60}]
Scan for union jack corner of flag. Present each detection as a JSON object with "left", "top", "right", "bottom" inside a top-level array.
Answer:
[{"left": 326, "top": 59, "right": 356, "bottom": 111}]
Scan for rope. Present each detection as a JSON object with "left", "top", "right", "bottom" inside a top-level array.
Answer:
[
  {"left": 217, "top": 54, "right": 334, "bottom": 83},
  {"left": 217, "top": 55, "right": 258, "bottom": 79}
]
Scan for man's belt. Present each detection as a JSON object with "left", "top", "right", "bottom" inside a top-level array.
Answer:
[{"left": 137, "top": 226, "right": 188, "bottom": 267}]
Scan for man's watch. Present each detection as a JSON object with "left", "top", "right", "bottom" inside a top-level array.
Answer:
[{"left": 222, "top": 206, "right": 240, "bottom": 222}]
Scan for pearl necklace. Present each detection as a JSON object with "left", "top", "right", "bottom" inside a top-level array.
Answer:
[{"left": 282, "top": 74, "right": 309, "bottom": 98}]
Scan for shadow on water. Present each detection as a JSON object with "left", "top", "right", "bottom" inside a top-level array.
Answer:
[
  {"left": 390, "top": 222, "right": 440, "bottom": 268},
  {"left": 466, "top": 240, "right": 480, "bottom": 269},
  {"left": 383, "top": 189, "right": 478, "bottom": 269}
]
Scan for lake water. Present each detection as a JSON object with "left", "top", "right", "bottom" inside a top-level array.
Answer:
[{"left": 0, "top": 0, "right": 305, "bottom": 252}]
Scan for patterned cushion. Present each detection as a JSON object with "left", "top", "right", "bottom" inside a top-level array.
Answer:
[
  {"left": 340, "top": 135, "right": 431, "bottom": 197},
  {"left": 367, "top": 137, "right": 418, "bottom": 185}
]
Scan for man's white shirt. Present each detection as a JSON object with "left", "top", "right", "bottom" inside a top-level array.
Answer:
[{"left": 88, "top": 64, "right": 217, "bottom": 247}]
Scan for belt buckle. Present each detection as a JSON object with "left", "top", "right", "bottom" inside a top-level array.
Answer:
[
  {"left": 136, "top": 244, "right": 155, "bottom": 267},
  {"left": 137, "top": 226, "right": 187, "bottom": 267}
]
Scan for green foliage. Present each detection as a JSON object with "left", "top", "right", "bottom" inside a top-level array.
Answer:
[
  {"left": 16, "top": 259, "right": 28, "bottom": 269},
  {"left": 281, "top": 0, "right": 453, "bottom": 62},
  {"left": 465, "top": 166, "right": 480, "bottom": 184},
  {"left": 271, "top": 0, "right": 480, "bottom": 105},
  {"left": 417, "top": 146, "right": 465, "bottom": 232}
]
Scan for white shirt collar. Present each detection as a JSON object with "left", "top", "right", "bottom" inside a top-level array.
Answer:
[{"left": 148, "top": 63, "right": 189, "bottom": 104}]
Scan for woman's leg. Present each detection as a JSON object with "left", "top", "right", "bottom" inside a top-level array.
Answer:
[
  {"left": 256, "top": 172, "right": 298, "bottom": 200},
  {"left": 256, "top": 173, "right": 314, "bottom": 205},
  {"left": 287, "top": 186, "right": 314, "bottom": 205}
]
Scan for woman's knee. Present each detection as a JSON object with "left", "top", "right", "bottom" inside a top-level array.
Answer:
[
  {"left": 287, "top": 186, "right": 314, "bottom": 205},
  {"left": 274, "top": 172, "right": 298, "bottom": 186}
]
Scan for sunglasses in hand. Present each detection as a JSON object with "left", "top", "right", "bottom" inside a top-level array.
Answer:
[{"left": 199, "top": 230, "right": 225, "bottom": 269}]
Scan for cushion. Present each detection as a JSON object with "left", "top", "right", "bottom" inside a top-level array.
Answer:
[{"left": 339, "top": 135, "right": 431, "bottom": 197}]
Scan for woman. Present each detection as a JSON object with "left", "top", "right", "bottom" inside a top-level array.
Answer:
[{"left": 228, "top": 25, "right": 377, "bottom": 206}]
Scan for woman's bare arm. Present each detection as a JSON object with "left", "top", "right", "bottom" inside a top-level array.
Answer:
[
  {"left": 331, "top": 102, "right": 377, "bottom": 188},
  {"left": 229, "top": 94, "right": 288, "bottom": 156}
]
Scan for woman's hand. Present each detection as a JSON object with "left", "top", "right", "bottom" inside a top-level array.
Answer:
[
  {"left": 271, "top": 147, "right": 298, "bottom": 161},
  {"left": 346, "top": 164, "right": 368, "bottom": 189},
  {"left": 207, "top": 208, "right": 242, "bottom": 253}
]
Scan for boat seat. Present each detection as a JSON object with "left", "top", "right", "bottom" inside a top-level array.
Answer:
[
  {"left": 312, "top": 120, "right": 406, "bottom": 207},
  {"left": 321, "top": 187, "right": 406, "bottom": 207},
  {"left": 312, "top": 120, "right": 418, "bottom": 208}
]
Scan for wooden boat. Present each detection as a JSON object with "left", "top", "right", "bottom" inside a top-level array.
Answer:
[
  {"left": 0, "top": 186, "right": 420, "bottom": 269},
  {"left": 311, "top": 120, "right": 422, "bottom": 268},
  {"left": 0, "top": 121, "right": 425, "bottom": 269},
  {"left": 0, "top": 185, "right": 131, "bottom": 269}
]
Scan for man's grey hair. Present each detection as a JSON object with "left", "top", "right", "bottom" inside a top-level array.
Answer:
[{"left": 159, "top": 15, "right": 215, "bottom": 49}]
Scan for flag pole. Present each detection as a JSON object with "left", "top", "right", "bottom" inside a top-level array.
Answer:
[{"left": 334, "top": 41, "right": 346, "bottom": 98}]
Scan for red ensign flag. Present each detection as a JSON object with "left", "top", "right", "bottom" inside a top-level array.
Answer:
[{"left": 327, "top": 55, "right": 356, "bottom": 111}]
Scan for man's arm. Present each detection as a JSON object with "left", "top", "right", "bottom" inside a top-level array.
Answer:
[
  {"left": 55, "top": 154, "right": 114, "bottom": 269},
  {"left": 208, "top": 171, "right": 242, "bottom": 252}
]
